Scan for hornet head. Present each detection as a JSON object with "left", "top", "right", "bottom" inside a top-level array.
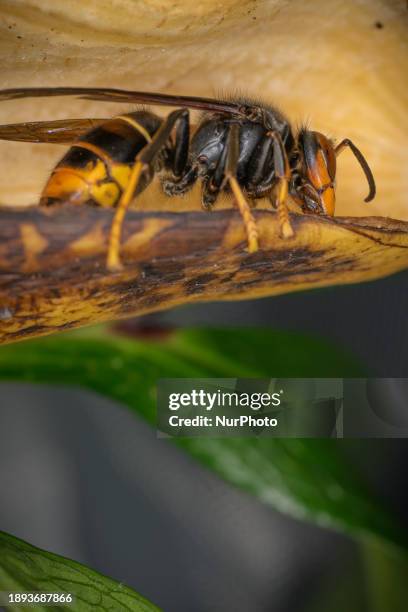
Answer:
[{"left": 290, "top": 129, "right": 376, "bottom": 216}]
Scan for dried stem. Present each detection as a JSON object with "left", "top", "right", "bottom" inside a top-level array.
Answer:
[{"left": 0, "top": 204, "right": 407, "bottom": 344}]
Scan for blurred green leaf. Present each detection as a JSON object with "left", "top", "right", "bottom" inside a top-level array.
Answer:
[
  {"left": 0, "top": 327, "right": 405, "bottom": 552},
  {"left": 361, "top": 540, "right": 408, "bottom": 612},
  {"left": 0, "top": 530, "right": 160, "bottom": 612}
]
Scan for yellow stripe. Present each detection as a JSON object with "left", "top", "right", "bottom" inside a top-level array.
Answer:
[
  {"left": 50, "top": 166, "right": 91, "bottom": 186},
  {"left": 72, "top": 141, "right": 114, "bottom": 170},
  {"left": 116, "top": 115, "right": 152, "bottom": 143}
]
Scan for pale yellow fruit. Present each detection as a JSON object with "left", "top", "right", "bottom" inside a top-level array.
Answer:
[{"left": 0, "top": 0, "right": 406, "bottom": 220}]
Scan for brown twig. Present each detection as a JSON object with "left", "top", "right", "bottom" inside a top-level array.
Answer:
[{"left": 0, "top": 204, "right": 407, "bottom": 344}]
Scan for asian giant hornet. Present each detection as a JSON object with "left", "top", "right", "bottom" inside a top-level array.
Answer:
[{"left": 0, "top": 87, "right": 376, "bottom": 270}]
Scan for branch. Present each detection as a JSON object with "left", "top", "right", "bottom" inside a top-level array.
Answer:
[{"left": 0, "top": 204, "right": 407, "bottom": 344}]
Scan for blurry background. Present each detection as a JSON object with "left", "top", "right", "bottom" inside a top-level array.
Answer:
[{"left": 1, "top": 271, "right": 407, "bottom": 612}]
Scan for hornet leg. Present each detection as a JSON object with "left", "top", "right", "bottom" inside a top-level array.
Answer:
[
  {"left": 161, "top": 110, "right": 198, "bottom": 197},
  {"left": 107, "top": 108, "right": 189, "bottom": 271},
  {"left": 223, "top": 123, "right": 259, "bottom": 253},
  {"left": 267, "top": 131, "right": 294, "bottom": 239}
]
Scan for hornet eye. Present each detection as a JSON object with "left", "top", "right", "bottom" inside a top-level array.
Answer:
[
  {"left": 301, "top": 130, "right": 336, "bottom": 188},
  {"left": 315, "top": 133, "right": 336, "bottom": 181}
]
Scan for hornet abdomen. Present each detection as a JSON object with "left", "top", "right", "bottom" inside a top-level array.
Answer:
[{"left": 40, "top": 111, "right": 162, "bottom": 207}]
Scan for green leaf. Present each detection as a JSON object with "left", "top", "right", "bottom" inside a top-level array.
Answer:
[
  {"left": 0, "top": 530, "right": 161, "bottom": 612},
  {"left": 361, "top": 540, "right": 408, "bottom": 612},
  {"left": 0, "top": 327, "right": 405, "bottom": 553}
]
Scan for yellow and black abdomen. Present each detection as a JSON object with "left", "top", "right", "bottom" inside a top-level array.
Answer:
[{"left": 41, "top": 111, "right": 162, "bottom": 207}]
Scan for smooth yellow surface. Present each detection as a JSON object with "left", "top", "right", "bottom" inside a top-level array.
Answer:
[{"left": 0, "top": 0, "right": 406, "bottom": 222}]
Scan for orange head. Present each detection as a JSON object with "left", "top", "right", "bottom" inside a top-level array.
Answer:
[{"left": 290, "top": 129, "right": 376, "bottom": 216}]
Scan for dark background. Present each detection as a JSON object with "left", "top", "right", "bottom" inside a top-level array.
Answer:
[
  {"left": 0, "top": 270, "right": 407, "bottom": 612},
  {"left": 152, "top": 270, "right": 408, "bottom": 377}
]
